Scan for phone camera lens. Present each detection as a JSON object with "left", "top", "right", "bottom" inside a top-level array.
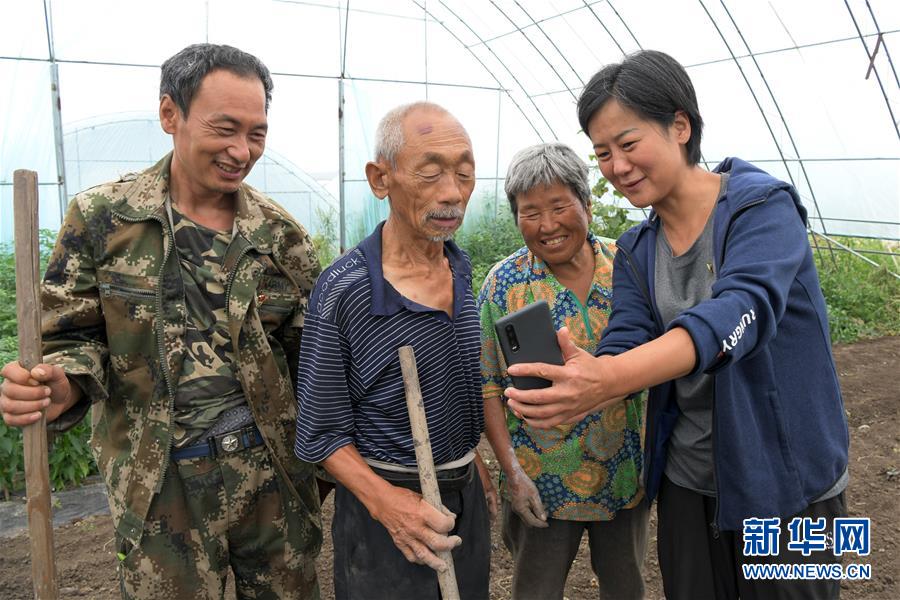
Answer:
[{"left": 505, "top": 325, "right": 520, "bottom": 352}]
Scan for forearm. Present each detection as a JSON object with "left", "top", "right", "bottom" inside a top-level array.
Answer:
[
  {"left": 505, "top": 326, "right": 697, "bottom": 429},
  {"left": 321, "top": 444, "right": 395, "bottom": 519},
  {"left": 603, "top": 326, "right": 697, "bottom": 399},
  {"left": 483, "top": 395, "right": 519, "bottom": 475}
]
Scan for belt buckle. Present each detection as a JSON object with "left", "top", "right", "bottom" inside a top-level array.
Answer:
[{"left": 220, "top": 432, "right": 241, "bottom": 453}]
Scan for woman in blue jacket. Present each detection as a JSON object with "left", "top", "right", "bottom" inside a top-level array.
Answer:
[{"left": 504, "top": 50, "right": 850, "bottom": 599}]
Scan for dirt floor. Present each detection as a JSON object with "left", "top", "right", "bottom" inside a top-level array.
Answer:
[{"left": 1, "top": 336, "right": 897, "bottom": 599}]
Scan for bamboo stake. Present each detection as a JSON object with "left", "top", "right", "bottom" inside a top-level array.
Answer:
[
  {"left": 398, "top": 345, "right": 460, "bottom": 600},
  {"left": 14, "top": 170, "right": 59, "bottom": 599}
]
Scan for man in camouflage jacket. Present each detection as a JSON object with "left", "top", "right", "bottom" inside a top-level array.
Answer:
[{"left": 1, "top": 44, "right": 321, "bottom": 598}]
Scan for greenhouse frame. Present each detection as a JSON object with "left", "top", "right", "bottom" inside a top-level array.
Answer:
[{"left": 1, "top": 0, "right": 897, "bottom": 264}]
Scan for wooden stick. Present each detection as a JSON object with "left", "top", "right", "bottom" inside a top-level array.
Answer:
[
  {"left": 14, "top": 169, "right": 59, "bottom": 600},
  {"left": 398, "top": 345, "right": 460, "bottom": 600}
]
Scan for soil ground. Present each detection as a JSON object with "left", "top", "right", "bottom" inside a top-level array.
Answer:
[{"left": 1, "top": 336, "right": 897, "bottom": 599}]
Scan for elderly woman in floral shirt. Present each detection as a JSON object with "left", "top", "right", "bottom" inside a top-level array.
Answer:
[{"left": 478, "top": 142, "right": 647, "bottom": 600}]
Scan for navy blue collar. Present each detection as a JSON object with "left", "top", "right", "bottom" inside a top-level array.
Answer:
[{"left": 358, "top": 221, "right": 471, "bottom": 320}]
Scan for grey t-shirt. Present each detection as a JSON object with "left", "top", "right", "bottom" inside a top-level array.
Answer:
[{"left": 654, "top": 174, "right": 727, "bottom": 495}]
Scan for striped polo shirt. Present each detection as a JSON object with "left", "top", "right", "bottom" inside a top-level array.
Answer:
[{"left": 294, "top": 222, "right": 484, "bottom": 466}]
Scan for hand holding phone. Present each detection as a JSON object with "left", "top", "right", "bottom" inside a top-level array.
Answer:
[{"left": 494, "top": 301, "right": 564, "bottom": 390}]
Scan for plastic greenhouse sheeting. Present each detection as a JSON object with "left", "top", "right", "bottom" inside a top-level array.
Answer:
[{"left": 1, "top": 0, "right": 897, "bottom": 246}]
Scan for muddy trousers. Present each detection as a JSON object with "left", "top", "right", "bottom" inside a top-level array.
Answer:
[
  {"left": 332, "top": 462, "right": 491, "bottom": 600},
  {"left": 115, "top": 445, "right": 321, "bottom": 599},
  {"left": 501, "top": 499, "right": 649, "bottom": 600},
  {"left": 657, "top": 475, "right": 847, "bottom": 600}
]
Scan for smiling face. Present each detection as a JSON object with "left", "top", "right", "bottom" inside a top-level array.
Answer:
[
  {"left": 160, "top": 69, "right": 268, "bottom": 204},
  {"left": 377, "top": 107, "right": 476, "bottom": 242},
  {"left": 516, "top": 181, "right": 591, "bottom": 269},
  {"left": 587, "top": 99, "right": 691, "bottom": 211}
]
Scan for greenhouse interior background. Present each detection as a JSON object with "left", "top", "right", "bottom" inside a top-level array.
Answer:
[{"left": 1, "top": 0, "right": 897, "bottom": 258}]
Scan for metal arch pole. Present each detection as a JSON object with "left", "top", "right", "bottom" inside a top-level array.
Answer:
[
  {"left": 845, "top": 0, "right": 900, "bottom": 140},
  {"left": 581, "top": 0, "right": 626, "bottom": 54},
  {"left": 44, "top": 0, "right": 68, "bottom": 222},
  {"left": 717, "top": 0, "right": 836, "bottom": 264},
  {"left": 864, "top": 0, "right": 899, "bottom": 88},
  {"left": 513, "top": 0, "right": 584, "bottom": 88},
  {"left": 338, "top": 1, "right": 350, "bottom": 253},
  {"left": 50, "top": 64, "right": 68, "bottom": 219},
  {"left": 338, "top": 76, "right": 346, "bottom": 253},
  {"left": 489, "top": 0, "right": 578, "bottom": 101},
  {"left": 811, "top": 230, "right": 900, "bottom": 280},
  {"left": 494, "top": 89, "right": 502, "bottom": 215},
  {"left": 428, "top": 0, "right": 554, "bottom": 140},
  {"left": 696, "top": 0, "right": 831, "bottom": 263}
]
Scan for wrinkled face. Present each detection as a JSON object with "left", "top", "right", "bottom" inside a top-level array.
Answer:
[
  {"left": 388, "top": 108, "right": 476, "bottom": 241},
  {"left": 587, "top": 99, "right": 690, "bottom": 210},
  {"left": 161, "top": 69, "right": 268, "bottom": 200},
  {"left": 516, "top": 182, "right": 590, "bottom": 268}
]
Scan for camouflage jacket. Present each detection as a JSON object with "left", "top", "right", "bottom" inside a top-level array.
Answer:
[{"left": 42, "top": 154, "right": 322, "bottom": 548}]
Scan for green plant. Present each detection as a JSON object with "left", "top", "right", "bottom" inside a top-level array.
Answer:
[
  {"left": 589, "top": 168, "right": 636, "bottom": 240},
  {"left": 311, "top": 206, "right": 339, "bottom": 269},
  {"left": 0, "top": 423, "right": 23, "bottom": 500},
  {"left": 48, "top": 418, "right": 95, "bottom": 489},
  {"left": 0, "top": 229, "right": 56, "bottom": 338},
  {"left": 813, "top": 238, "right": 900, "bottom": 344},
  {"left": 455, "top": 209, "right": 523, "bottom": 292},
  {"left": 0, "top": 230, "right": 98, "bottom": 497}
]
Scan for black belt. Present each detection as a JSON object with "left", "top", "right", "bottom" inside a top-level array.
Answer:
[
  {"left": 171, "top": 425, "right": 264, "bottom": 460},
  {"left": 370, "top": 462, "right": 474, "bottom": 493}
]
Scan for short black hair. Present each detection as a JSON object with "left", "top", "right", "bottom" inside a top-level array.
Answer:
[
  {"left": 160, "top": 43, "right": 273, "bottom": 116},
  {"left": 577, "top": 50, "right": 703, "bottom": 165}
]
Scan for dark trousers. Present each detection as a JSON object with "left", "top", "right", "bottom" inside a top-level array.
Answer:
[
  {"left": 657, "top": 475, "right": 847, "bottom": 600},
  {"left": 501, "top": 499, "right": 649, "bottom": 600},
  {"left": 333, "top": 462, "right": 491, "bottom": 600}
]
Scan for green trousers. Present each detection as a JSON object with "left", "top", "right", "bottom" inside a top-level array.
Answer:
[{"left": 115, "top": 444, "right": 321, "bottom": 599}]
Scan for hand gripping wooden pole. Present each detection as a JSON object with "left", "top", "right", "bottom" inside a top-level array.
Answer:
[
  {"left": 14, "top": 170, "right": 59, "bottom": 599},
  {"left": 398, "top": 346, "right": 460, "bottom": 600}
]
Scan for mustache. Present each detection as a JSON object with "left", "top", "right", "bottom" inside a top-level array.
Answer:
[{"left": 426, "top": 207, "right": 465, "bottom": 220}]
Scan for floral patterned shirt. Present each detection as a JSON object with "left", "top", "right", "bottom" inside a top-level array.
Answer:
[{"left": 477, "top": 233, "right": 644, "bottom": 520}]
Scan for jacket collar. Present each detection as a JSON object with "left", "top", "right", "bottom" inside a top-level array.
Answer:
[{"left": 111, "top": 152, "right": 274, "bottom": 253}]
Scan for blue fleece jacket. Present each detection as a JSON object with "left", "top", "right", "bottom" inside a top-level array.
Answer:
[{"left": 597, "top": 157, "right": 849, "bottom": 531}]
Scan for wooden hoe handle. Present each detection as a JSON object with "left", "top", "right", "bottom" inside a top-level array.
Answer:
[
  {"left": 14, "top": 170, "right": 59, "bottom": 599},
  {"left": 398, "top": 345, "right": 460, "bottom": 600}
]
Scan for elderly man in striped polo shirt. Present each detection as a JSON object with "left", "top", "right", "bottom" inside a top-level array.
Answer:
[{"left": 295, "top": 101, "right": 496, "bottom": 599}]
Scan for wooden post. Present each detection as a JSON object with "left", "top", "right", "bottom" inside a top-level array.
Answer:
[
  {"left": 398, "top": 346, "right": 460, "bottom": 600},
  {"left": 14, "top": 170, "right": 59, "bottom": 600}
]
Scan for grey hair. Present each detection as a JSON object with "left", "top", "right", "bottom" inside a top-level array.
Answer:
[
  {"left": 373, "top": 101, "right": 456, "bottom": 167},
  {"left": 160, "top": 43, "right": 273, "bottom": 116},
  {"left": 504, "top": 143, "right": 591, "bottom": 217}
]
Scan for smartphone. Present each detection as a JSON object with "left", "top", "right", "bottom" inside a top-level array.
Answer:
[{"left": 494, "top": 300, "right": 564, "bottom": 390}]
